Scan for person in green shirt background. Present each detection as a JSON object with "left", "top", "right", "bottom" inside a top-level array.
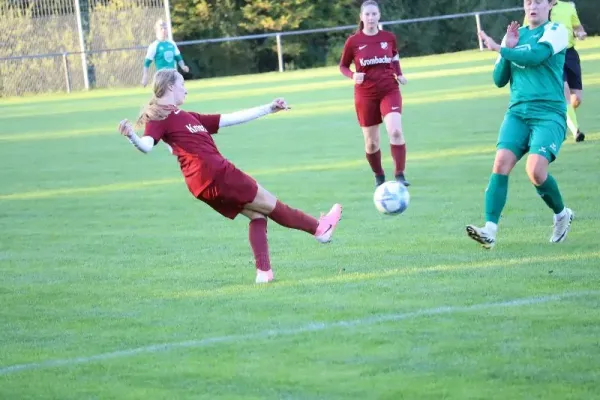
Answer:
[
  {"left": 141, "top": 19, "right": 189, "bottom": 87},
  {"left": 525, "top": 1, "right": 587, "bottom": 141}
]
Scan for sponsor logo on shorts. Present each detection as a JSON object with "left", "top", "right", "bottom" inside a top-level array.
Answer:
[
  {"left": 186, "top": 124, "right": 208, "bottom": 133},
  {"left": 359, "top": 55, "right": 392, "bottom": 66},
  {"left": 539, "top": 146, "right": 547, "bottom": 153},
  {"left": 391, "top": 106, "right": 400, "bottom": 110},
  {"left": 550, "top": 143, "right": 557, "bottom": 151}
]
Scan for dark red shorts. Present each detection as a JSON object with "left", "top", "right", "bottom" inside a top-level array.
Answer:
[
  {"left": 355, "top": 89, "right": 402, "bottom": 127},
  {"left": 195, "top": 166, "right": 258, "bottom": 220}
]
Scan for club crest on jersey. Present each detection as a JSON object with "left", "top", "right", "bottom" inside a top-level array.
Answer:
[
  {"left": 186, "top": 123, "right": 208, "bottom": 133},
  {"left": 380, "top": 42, "right": 388, "bottom": 49}
]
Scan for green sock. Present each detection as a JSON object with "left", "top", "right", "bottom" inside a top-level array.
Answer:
[
  {"left": 485, "top": 173, "right": 509, "bottom": 224},
  {"left": 535, "top": 174, "right": 565, "bottom": 214},
  {"left": 566, "top": 104, "right": 579, "bottom": 136}
]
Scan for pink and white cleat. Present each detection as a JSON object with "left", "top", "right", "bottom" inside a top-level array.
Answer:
[
  {"left": 314, "top": 203, "right": 342, "bottom": 244},
  {"left": 255, "top": 269, "right": 274, "bottom": 284}
]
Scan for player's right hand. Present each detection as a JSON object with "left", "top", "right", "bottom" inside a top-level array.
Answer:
[
  {"left": 141, "top": 75, "right": 148, "bottom": 87},
  {"left": 479, "top": 31, "right": 500, "bottom": 52},
  {"left": 118, "top": 119, "right": 134, "bottom": 137},
  {"left": 353, "top": 72, "right": 365, "bottom": 85}
]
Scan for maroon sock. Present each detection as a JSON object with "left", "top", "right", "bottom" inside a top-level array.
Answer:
[
  {"left": 268, "top": 200, "right": 318, "bottom": 234},
  {"left": 390, "top": 144, "right": 406, "bottom": 176},
  {"left": 366, "top": 150, "right": 385, "bottom": 176},
  {"left": 249, "top": 218, "right": 271, "bottom": 272}
]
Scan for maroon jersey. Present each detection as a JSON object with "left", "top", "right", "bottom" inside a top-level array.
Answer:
[
  {"left": 144, "top": 109, "right": 227, "bottom": 196},
  {"left": 339, "top": 30, "right": 402, "bottom": 98}
]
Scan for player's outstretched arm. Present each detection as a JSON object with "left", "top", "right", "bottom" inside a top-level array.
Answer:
[
  {"left": 492, "top": 32, "right": 514, "bottom": 88},
  {"left": 142, "top": 42, "right": 157, "bottom": 87},
  {"left": 480, "top": 26, "right": 566, "bottom": 67},
  {"left": 173, "top": 43, "right": 189, "bottom": 73},
  {"left": 177, "top": 60, "right": 189, "bottom": 73},
  {"left": 499, "top": 43, "right": 554, "bottom": 66},
  {"left": 219, "top": 98, "right": 290, "bottom": 128},
  {"left": 493, "top": 57, "right": 511, "bottom": 88},
  {"left": 118, "top": 119, "right": 154, "bottom": 153},
  {"left": 339, "top": 38, "right": 355, "bottom": 79}
]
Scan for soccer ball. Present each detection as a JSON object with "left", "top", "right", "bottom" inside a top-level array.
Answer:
[{"left": 373, "top": 181, "right": 410, "bottom": 215}]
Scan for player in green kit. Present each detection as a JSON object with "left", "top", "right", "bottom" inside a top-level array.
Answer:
[
  {"left": 466, "top": 0, "right": 574, "bottom": 249},
  {"left": 141, "top": 19, "right": 189, "bottom": 87}
]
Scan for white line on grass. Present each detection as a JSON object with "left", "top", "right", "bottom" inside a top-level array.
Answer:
[{"left": 1, "top": 290, "right": 597, "bottom": 376}]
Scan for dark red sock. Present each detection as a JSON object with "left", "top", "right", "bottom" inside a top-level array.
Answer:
[
  {"left": 268, "top": 200, "right": 318, "bottom": 234},
  {"left": 249, "top": 218, "right": 271, "bottom": 272},
  {"left": 390, "top": 144, "right": 406, "bottom": 176},
  {"left": 366, "top": 150, "right": 385, "bottom": 176}
]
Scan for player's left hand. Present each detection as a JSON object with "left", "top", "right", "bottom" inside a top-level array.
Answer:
[
  {"left": 505, "top": 21, "right": 520, "bottom": 48},
  {"left": 576, "top": 30, "right": 587, "bottom": 40},
  {"left": 479, "top": 30, "right": 501, "bottom": 52},
  {"left": 397, "top": 75, "right": 408, "bottom": 85},
  {"left": 182, "top": 65, "right": 190, "bottom": 73},
  {"left": 270, "top": 98, "right": 290, "bottom": 113}
]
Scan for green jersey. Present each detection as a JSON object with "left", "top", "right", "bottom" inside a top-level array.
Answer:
[
  {"left": 493, "top": 21, "right": 568, "bottom": 119},
  {"left": 144, "top": 40, "right": 183, "bottom": 70}
]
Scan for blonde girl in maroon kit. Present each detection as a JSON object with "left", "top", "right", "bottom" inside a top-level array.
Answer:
[
  {"left": 339, "top": 0, "right": 410, "bottom": 187},
  {"left": 118, "top": 69, "right": 342, "bottom": 284}
]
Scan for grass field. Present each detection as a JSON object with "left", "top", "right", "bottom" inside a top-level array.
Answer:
[{"left": 1, "top": 38, "right": 599, "bottom": 399}]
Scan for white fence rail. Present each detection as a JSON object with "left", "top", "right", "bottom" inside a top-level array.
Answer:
[{"left": 0, "top": 6, "right": 522, "bottom": 96}]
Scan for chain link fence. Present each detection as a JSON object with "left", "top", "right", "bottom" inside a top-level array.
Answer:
[
  {"left": 0, "top": 0, "right": 165, "bottom": 96},
  {"left": 0, "top": 2, "right": 524, "bottom": 97}
]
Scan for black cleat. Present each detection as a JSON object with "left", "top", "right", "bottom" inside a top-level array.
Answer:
[
  {"left": 375, "top": 174, "right": 386, "bottom": 187},
  {"left": 395, "top": 173, "right": 411, "bottom": 187},
  {"left": 575, "top": 130, "right": 585, "bottom": 142}
]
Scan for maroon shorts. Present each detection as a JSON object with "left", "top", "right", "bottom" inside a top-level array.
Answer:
[
  {"left": 195, "top": 166, "right": 258, "bottom": 220},
  {"left": 354, "top": 89, "right": 402, "bottom": 127}
]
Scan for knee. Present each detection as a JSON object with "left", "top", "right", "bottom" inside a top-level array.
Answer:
[
  {"left": 526, "top": 165, "right": 547, "bottom": 186},
  {"left": 364, "top": 136, "right": 380, "bottom": 153},
  {"left": 389, "top": 127, "right": 404, "bottom": 143},
  {"left": 492, "top": 156, "right": 515, "bottom": 175},
  {"left": 243, "top": 209, "right": 267, "bottom": 221}
]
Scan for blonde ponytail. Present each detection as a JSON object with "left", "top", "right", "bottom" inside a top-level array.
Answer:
[{"left": 136, "top": 69, "right": 180, "bottom": 128}]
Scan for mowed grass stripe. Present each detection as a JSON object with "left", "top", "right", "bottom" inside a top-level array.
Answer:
[
  {"left": 1, "top": 134, "right": 597, "bottom": 201},
  {"left": 167, "top": 252, "right": 600, "bottom": 299},
  {"left": 4, "top": 74, "right": 600, "bottom": 142}
]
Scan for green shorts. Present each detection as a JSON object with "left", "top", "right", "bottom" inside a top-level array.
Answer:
[{"left": 497, "top": 109, "right": 567, "bottom": 162}]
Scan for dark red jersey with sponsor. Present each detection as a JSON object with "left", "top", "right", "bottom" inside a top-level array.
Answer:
[
  {"left": 144, "top": 109, "right": 228, "bottom": 196},
  {"left": 340, "top": 30, "right": 403, "bottom": 98}
]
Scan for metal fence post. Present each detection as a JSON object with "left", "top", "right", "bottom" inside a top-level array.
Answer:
[
  {"left": 62, "top": 52, "right": 72, "bottom": 94},
  {"left": 276, "top": 33, "right": 283, "bottom": 72},
  {"left": 475, "top": 13, "right": 483, "bottom": 51},
  {"left": 74, "top": 0, "right": 90, "bottom": 89},
  {"left": 163, "top": 0, "right": 173, "bottom": 41}
]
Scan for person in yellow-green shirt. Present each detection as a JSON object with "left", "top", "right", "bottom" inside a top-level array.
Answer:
[{"left": 525, "top": 0, "right": 587, "bottom": 141}]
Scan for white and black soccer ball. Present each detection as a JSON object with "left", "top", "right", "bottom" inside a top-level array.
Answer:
[{"left": 373, "top": 181, "right": 410, "bottom": 215}]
